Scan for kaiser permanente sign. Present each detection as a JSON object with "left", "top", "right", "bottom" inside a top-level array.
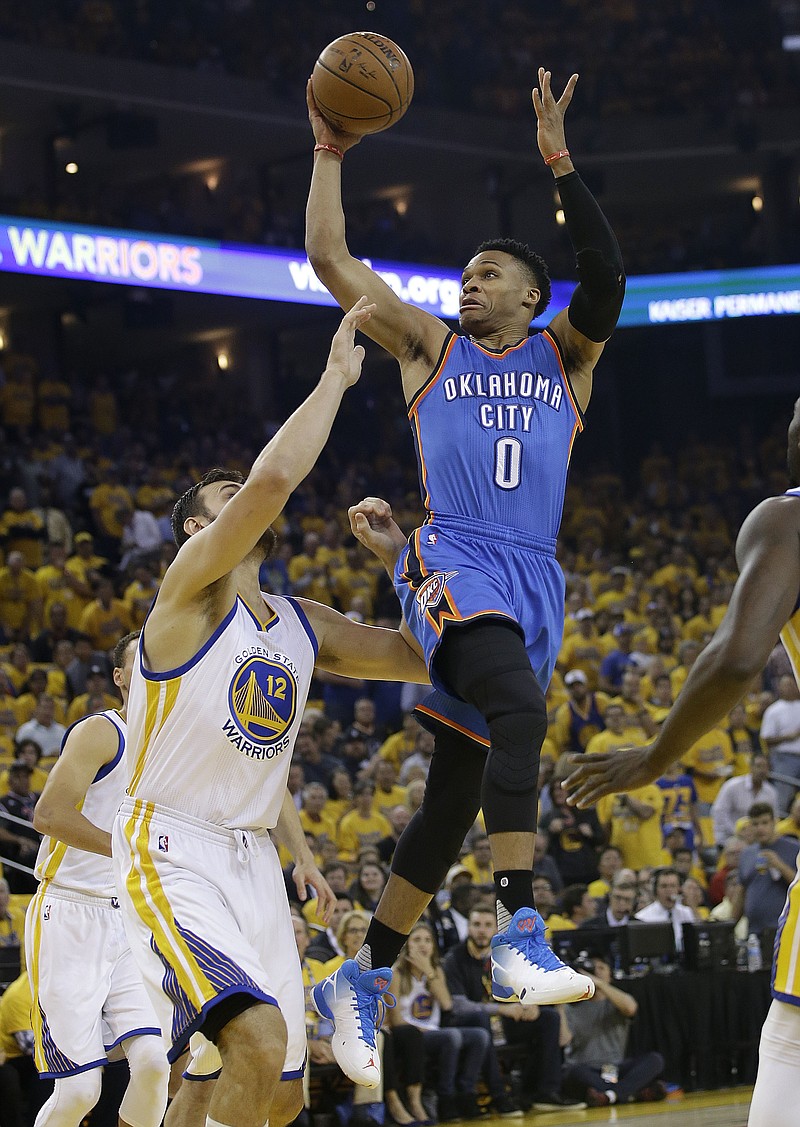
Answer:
[{"left": 0, "top": 215, "right": 798, "bottom": 328}]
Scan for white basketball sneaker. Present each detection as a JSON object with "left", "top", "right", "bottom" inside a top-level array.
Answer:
[
  {"left": 311, "top": 959, "right": 394, "bottom": 1087},
  {"left": 491, "top": 907, "right": 595, "bottom": 1005}
]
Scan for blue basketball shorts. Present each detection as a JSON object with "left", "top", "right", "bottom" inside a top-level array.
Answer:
[{"left": 394, "top": 518, "right": 565, "bottom": 745}]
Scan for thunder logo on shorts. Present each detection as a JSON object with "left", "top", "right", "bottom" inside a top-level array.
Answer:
[{"left": 226, "top": 656, "right": 297, "bottom": 748}]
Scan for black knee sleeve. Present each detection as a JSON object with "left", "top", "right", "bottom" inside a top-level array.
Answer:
[
  {"left": 435, "top": 621, "right": 547, "bottom": 834},
  {"left": 390, "top": 721, "right": 485, "bottom": 894}
]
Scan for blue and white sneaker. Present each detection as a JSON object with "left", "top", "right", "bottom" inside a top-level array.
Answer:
[
  {"left": 311, "top": 959, "right": 394, "bottom": 1087},
  {"left": 491, "top": 908, "right": 595, "bottom": 1005}
]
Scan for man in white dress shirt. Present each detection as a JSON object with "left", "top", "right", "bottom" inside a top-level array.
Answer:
[
  {"left": 712, "top": 752, "right": 778, "bottom": 844},
  {"left": 634, "top": 868, "right": 695, "bottom": 951}
]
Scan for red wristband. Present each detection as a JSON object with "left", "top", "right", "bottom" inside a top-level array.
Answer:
[
  {"left": 314, "top": 142, "right": 344, "bottom": 160},
  {"left": 544, "top": 149, "right": 570, "bottom": 166}
]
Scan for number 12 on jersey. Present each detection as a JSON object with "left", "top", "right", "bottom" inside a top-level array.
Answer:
[{"left": 495, "top": 437, "right": 522, "bottom": 490}]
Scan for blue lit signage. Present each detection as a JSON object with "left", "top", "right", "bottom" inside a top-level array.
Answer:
[{"left": 0, "top": 215, "right": 797, "bottom": 328}]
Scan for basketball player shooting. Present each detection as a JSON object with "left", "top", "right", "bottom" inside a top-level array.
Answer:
[{"left": 305, "top": 68, "right": 626, "bottom": 1088}]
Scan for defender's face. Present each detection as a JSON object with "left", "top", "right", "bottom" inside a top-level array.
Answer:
[{"left": 458, "top": 251, "right": 537, "bottom": 335}]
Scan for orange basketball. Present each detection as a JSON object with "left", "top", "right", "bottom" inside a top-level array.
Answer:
[{"left": 312, "top": 32, "right": 414, "bottom": 136}]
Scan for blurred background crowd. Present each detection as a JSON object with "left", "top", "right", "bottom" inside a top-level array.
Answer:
[{"left": 0, "top": 0, "right": 799, "bottom": 1121}]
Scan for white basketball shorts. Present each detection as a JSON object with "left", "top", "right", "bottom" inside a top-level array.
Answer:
[
  {"left": 26, "top": 885, "right": 162, "bottom": 1078},
  {"left": 112, "top": 797, "right": 305, "bottom": 1076}
]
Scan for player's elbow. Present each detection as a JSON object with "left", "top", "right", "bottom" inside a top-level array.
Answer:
[
  {"left": 305, "top": 239, "right": 348, "bottom": 281},
  {"left": 33, "top": 800, "right": 57, "bottom": 835},
  {"left": 703, "top": 632, "right": 767, "bottom": 685},
  {"left": 248, "top": 464, "right": 294, "bottom": 504}
]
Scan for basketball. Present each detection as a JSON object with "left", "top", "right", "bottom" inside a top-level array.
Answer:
[{"left": 312, "top": 32, "right": 414, "bottom": 136}]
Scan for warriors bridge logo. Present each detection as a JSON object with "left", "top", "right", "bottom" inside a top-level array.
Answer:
[{"left": 226, "top": 656, "right": 297, "bottom": 748}]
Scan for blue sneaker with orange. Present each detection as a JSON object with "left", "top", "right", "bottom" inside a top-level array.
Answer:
[
  {"left": 491, "top": 908, "right": 595, "bottom": 1005},
  {"left": 311, "top": 960, "right": 394, "bottom": 1087}
]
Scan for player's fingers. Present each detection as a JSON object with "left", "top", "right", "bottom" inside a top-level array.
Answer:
[
  {"left": 567, "top": 779, "right": 607, "bottom": 808},
  {"left": 541, "top": 69, "right": 552, "bottom": 101},
  {"left": 532, "top": 87, "right": 543, "bottom": 115},
  {"left": 557, "top": 73, "right": 579, "bottom": 109},
  {"left": 352, "top": 344, "right": 366, "bottom": 364}
]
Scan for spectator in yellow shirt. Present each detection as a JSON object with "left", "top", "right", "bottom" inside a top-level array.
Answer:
[
  {"left": 377, "top": 710, "right": 421, "bottom": 772},
  {"left": 78, "top": 578, "right": 133, "bottom": 653},
  {"left": 596, "top": 783, "right": 667, "bottom": 871},
  {"left": 298, "top": 782, "right": 339, "bottom": 853},
  {"left": 36, "top": 374, "right": 72, "bottom": 433},
  {"left": 558, "top": 609, "right": 609, "bottom": 689},
  {"left": 1, "top": 489, "right": 45, "bottom": 569},
  {"left": 89, "top": 466, "right": 133, "bottom": 543},
  {"left": 0, "top": 671, "right": 24, "bottom": 758},
  {"left": 65, "top": 533, "right": 108, "bottom": 612},
  {"left": 123, "top": 562, "right": 160, "bottom": 629},
  {"left": 325, "top": 766, "right": 354, "bottom": 828},
  {"left": 585, "top": 703, "right": 647, "bottom": 757},
  {"left": 15, "top": 668, "right": 66, "bottom": 725},
  {"left": 0, "top": 551, "right": 41, "bottom": 639},
  {"left": 336, "top": 780, "right": 392, "bottom": 861},
  {"left": 65, "top": 665, "right": 121, "bottom": 725},
  {"left": 288, "top": 531, "right": 333, "bottom": 606},
  {"left": 681, "top": 726, "right": 736, "bottom": 807},
  {"left": 371, "top": 759, "right": 407, "bottom": 820},
  {"left": 670, "top": 639, "right": 703, "bottom": 698},
  {"left": 35, "top": 544, "right": 86, "bottom": 630},
  {"left": 461, "top": 833, "right": 493, "bottom": 886}
]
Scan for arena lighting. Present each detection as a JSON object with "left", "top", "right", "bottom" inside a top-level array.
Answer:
[
  {"left": 216, "top": 350, "right": 230, "bottom": 370},
  {"left": 751, "top": 195, "right": 764, "bottom": 212},
  {"left": 65, "top": 162, "right": 79, "bottom": 175},
  {"left": 555, "top": 209, "right": 566, "bottom": 226},
  {"left": 0, "top": 214, "right": 798, "bottom": 328}
]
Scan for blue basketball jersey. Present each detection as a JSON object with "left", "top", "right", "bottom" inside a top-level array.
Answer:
[{"left": 408, "top": 330, "right": 583, "bottom": 541}]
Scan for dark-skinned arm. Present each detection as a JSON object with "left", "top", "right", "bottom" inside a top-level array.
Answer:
[{"left": 565, "top": 495, "right": 800, "bottom": 807}]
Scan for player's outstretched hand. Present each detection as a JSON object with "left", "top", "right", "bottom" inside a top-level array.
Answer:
[
  {"left": 307, "top": 79, "right": 363, "bottom": 153},
  {"left": 533, "top": 67, "right": 578, "bottom": 161},
  {"left": 348, "top": 496, "right": 408, "bottom": 570},
  {"left": 326, "top": 296, "right": 376, "bottom": 387},
  {"left": 564, "top": 744, "right": 658, "bottom": 808}
]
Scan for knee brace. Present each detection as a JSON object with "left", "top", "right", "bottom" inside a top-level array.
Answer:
[
  {"left": 435, "top": 622, "right": 547, "bottom": 834},
  {"left": 35, "top": 1071, "right": 103, "bottom": 1127},
  {"left": 120, "top": 1034, "right": 170, "bottom": 1127},
  {"left": 391, "top": 721, "right": 486, "bottom": 894}
]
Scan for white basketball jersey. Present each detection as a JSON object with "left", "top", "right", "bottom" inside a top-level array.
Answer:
[
  {"left": 35, "top": 710, "right": 127, "bottom": 897},
  {"left": 126, "top": 593, "right": 317, "bottom": 831}
]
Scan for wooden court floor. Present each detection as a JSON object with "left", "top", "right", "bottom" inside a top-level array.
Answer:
[{"left": 476, "top": 1086, "right": 752, "bottom": 1126}]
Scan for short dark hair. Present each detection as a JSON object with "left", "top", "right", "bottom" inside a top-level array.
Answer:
[
  {"left": 113, "top": 631, "right": 141, "bottom": 669},
  {"left": 171, "top": 468, "right": 244, "bottom": 548},
  {"left": 749, "top": 801, "right": 775, "bottom": 820},
  {"left": 560, "top": 883, "right": 589, "bottom": 919},
  {"left": 653, "top": 866, "right": 680, "bottom": 888},
  {"left": 474, "top": 238, "right": 552, "bottom": 318}
]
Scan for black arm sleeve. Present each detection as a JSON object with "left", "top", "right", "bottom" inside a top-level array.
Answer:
[{"left": 556, "top": 171, "right": 626, "bottom": 343}]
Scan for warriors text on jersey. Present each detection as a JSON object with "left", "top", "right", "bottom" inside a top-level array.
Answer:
[
  {"left": 34, "top": 710, "right": 126, "bottom": 897},
  {"left": 126, "top": 593, "right": 317, "bottom": 831},
  {"left": 408, "top": 330, "right": 583, "bottom": 540}
]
